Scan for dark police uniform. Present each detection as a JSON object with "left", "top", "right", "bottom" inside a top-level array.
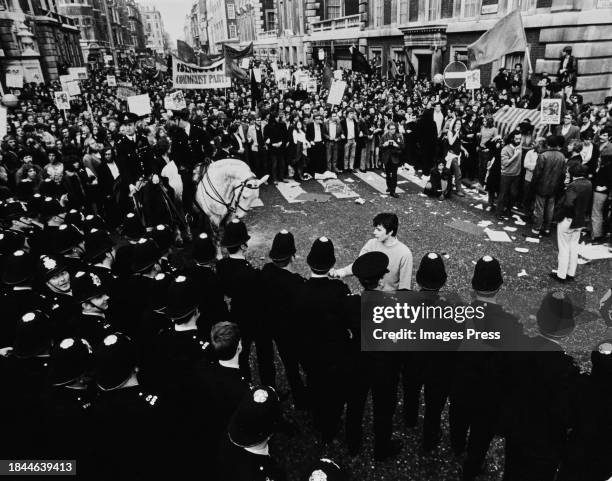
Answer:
[{"left": 217, "top": 436, "right": 286, "bottom": 481}]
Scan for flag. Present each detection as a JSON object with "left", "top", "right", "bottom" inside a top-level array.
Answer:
[
  {"left": 388, "top": 60, "right": 398, "bottom": 79},
  {"left": 177, "top": 40, "right": 197, "bottom": 65},
  {"left": 350, "top": 46, "right": 371, "bottom": 75},
  {"left": 322, "top": 63, "right": 333, "bottom": 91},
  {"left": 223, "top": 43, "right": 253, "bottom": 80},
  {"left": 406, "top": 54, "right": 416, "bottom": 77},
  {"left": 250, "top": 68, "right": 261, "bottom": 108},
  {"left": 467, "top": 10, "right": 527, "bottom": 69}
]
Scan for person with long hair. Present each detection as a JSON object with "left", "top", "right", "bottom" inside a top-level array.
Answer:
[{"left": 291, "top": 119, "right": 311, "bottom": 181}]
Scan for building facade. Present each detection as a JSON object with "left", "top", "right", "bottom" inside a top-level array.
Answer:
[
  {"left": 276, "top": 0, "right": 307, "bottom": 64},
  {"left": 1, "top": 0, "right": 83, "bottom": 84},
  {"left": 205, "top": 0, "right": 238, "bottom": 53},
  {"left": 236, "top": 0, "right": 277, "bottom": 59},
  {"left": 297, "top": 0, "right": 612, "bottom": 104},
  {"left": 139, "top": 4, "right": 165, "bottom": 53}
]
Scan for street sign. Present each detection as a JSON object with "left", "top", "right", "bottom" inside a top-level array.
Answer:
[{"left": 443, "top": 61, "right": 468, "bottom": 89}]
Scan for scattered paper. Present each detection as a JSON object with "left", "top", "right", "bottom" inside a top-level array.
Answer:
[
  {"left": 514, "top": 220, "right": 526, "bottom": 226},
  {"left": 577, "top": 243, "right": 612, "bottom": 261},
  {"left": 586, "top": 286, "right": 594, "bottom": 292},
  {"left": 446, "top": 220, "right": 485, "bottom": 237},
  {"left": 417, "top": 193, "right": 427, "bottom": 197},
  {"left": 397, "top": 180, "right": 409, "bottom": 184},
  {"left": 355, "top": 198, "right": 365, "bottom": 205},
  {"left": 503, "top": 226, "right": 517, "bottom": 232},
  {"left": 484, "top": 229, "right": 512, "bottom": 243},
  {"left": 471, "top": 260, "right": 477, "bottom": 265},
  {"left": 525, "top": 237, "right": 540, "bottom": 243},
  {"left": 344, "top": 178, "right": 355, "bottom": 183},
  {"left": 477, "top": 220, "right": 493, "bottom": 227},
  {"left": 515, "top": 247, "right": 529, "bottom": 253},
  {"left": 474, "top": 204, "right": 484, "bottom": 210},
  {"left": 314, "top": 171, "right": 338, "bottom": 180},
  {"left": 518, "top": 269, "right": 528, "bottom": 277}
]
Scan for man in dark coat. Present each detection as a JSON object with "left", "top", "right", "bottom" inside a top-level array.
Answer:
[
  {"left": 416, "top": 108, "right": 439, "bottom": 174},
  {"left": 115, "top": 112, "right": 147, "bottom": 214}
]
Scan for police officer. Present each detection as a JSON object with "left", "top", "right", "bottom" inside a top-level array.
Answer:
[
  {"left": 187, "top": 231, "right": 228, "bottom": 323},
  {"left": 83, "top": 228, "right": 116, "bottom": 286},
  {"left": 115, "top": 112, "right": 147, "bottom": 215},
  {"left": 261, "top": 229, "right": 307, "bottom": 407},
  {"left": 403, "top": 252, "right": 461, "bottom": 452},
  {"left": 502, "top": 291, "right": 579, "bottom": 481},
  {"left": 217, "top": 385, "right": 286, "bottom": 481},
  {"left": 217, "top": 219, "right": 271, "bottom": 385},
  {"left": 557, "top": 339, "right": 612, "bottom": 481},
  {"left": 50, "top": 223, "right": 87, "bottom": 274},
  {"left": 345, "top": 251, "right": 401, "bottom": 461},
  {"left": 34, "top": 254, "right": 80, "bottom": 340},
  {"left": 302, "top": 458, "right": 347, "bottom": 481},
  {"left": 92, "top": 333, "right": 168, "bottom": 479},
  {"left": 0, "top": 249, "right": 47, "bottom": 349},
  {"left": 293, "top": 236, "right": 351, "bottom": 444},
  {"left": 71, "top": 270, "right": 113, "bottom": 346},
  {"left": 45, "top": 337, "right": 95, "bottom": 475},
  {"left": 0, "top": 311, "right": 53, "bottom": 459}
]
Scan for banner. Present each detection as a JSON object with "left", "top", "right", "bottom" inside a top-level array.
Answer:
[
  {"left": 66, "top": 81, "right": 81, "bottom": 97},
  {"left": 68, "top": 67, "right": 88, "bottom": 80},
  {"left": 54, "top": 91, "right": 71, "bottom": 110},
  {"left": 327, "top": 80, "right": 347, "bottom": 105},
  {"left": 127, "top": 94, "right": 152, "bottom": 117},
  {"left": 541, "top": 98, "right": 562, "bottom": 125},
  {"left": 294, "top": 71, "right": 309, "bottom": 87},
  {"left": 164, "top": 90, "right": 187, "bottom": 111},
  {"left": 107, "top": 75, "right": 117, "bottom": 87},
  {"left": 172, "top": 56, "right": 231, "bottom": 90}
]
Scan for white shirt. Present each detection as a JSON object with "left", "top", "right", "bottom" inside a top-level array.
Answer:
[
  {"left": 433, "top": 111, "right": 444, "bottom": 136},
  {"left": 314, "top": 123, "right": 322, "bottom": 142},
  {"left": 329, "top": 122, "right": 337, "bottom": 140},
  {"left": 107, "top": 161, "right": 120, "bottom": 180},
  {"left": 580, "top": 143, "right": 593, "bottom": 163},
  {"left": 247, "top": 124, "right": 259, "bottom": 152},
  {"left": 346, "top": 119, "right": 355, "bottom": 139}
]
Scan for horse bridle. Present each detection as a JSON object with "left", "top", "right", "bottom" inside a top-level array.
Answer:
[{"left": 202, "top": 170, "right": 259, "bottom": 223}]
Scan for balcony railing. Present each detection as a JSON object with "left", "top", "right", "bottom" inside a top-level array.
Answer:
[{"left": 311, "top": 14, "right": 360, "bottom": 33}]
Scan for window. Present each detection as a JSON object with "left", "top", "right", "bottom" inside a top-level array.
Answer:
[
  {"left": 327, "top": 0, "right": 342, "bottom": 19},
  {"left": 428, "top": 0, "right": 441, "bottom": 20},
  {"left": 455, "top": 0, "right": 479, "bottom": 18},
  {"left": 228, "top": 24, "right": 237, "bottom": 38},
  {"left": 400, "top": 0, "right": 409, "bottom": 22},
  {"left": 372, "top": 0, "right": 383, "bottom": 26},
  {"left": 265, "top": 9, "right": 276, "bottom": 31},
  {"left": 227, "top": 3, "right": 235, "bottom": 19}
]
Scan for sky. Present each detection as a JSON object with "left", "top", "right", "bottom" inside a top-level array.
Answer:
[{"left": 144, "top": 0, "right": 193, "bottom": 45}]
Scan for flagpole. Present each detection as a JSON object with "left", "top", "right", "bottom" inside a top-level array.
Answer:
[{"left": 521, "top": 45, "right": 532, "bottom": 97}]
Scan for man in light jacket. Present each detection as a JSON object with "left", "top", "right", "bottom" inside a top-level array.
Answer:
[{"left": 496, "top": 131, "right": 523, "bottom": 220}]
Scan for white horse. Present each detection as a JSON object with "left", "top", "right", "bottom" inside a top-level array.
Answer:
[{"left": 195, "top": 158, "right": 268, "bottom": 229}]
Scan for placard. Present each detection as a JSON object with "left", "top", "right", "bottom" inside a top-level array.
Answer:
[
  {"left": 54, "top": 91, "right": 71, "bottom": 110},
  {"left": 252, "top": 68, "right": 261, "bottom": 83},
  {"left": 333, "top": 70, "right": 343, "bottom": 80},
  {"left": 318, "top": 49, "right": 325, "bottom": 61},
  {"left": 127, "top": 94, "right": 152, "bottom": 116},
  {"left": 0, "top": 105, "right": 7, "bottom": 139},
  {"left": 68, "top": 67, "right": 88, "bottom": 80},
  {"left": 541, "top": 98, "right": 562, "bottom": 125},
  {"left": 164, "top": 90, "right": 187, "bottom": 111},
  {"left": 107, "top": 75, "right": 117, "bottom": 87},
  {"left": 327, "top": 80, "right": 347, "bottom": 105},
  {"left": 172, "top": 56, "right": 231, "bottom": 89},
  {"left": 466, "top": 70, "right": 481, "bottom": 89},
  {"left": 306, "top": 79, "right": 317, "bottom": 93},
  {"left": 104, "top": 55, "right": 113, "bottom": 63},
  {"left": 66, "top": 81, "right": 81, "bottom": 97},
  {"left": 116, "top": 86, "right": 139, "bottom": 100},
  {"left": 6, "top": 73, "right": 23, "bottom": 89},
  {"left": 240, "top": 57, "right": 250, "bottom": 69},
  {"left": 276, "top": 69, "right": 291, "bottom": 90},
  {"left": 294, "top": 71, "right": 309, "bottom": 88}
]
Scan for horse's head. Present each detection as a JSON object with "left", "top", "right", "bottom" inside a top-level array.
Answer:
[
  {"left": 229, "top": 174, "right": 269, "bottom": 222},
  {"left": 196, "top": 158, "right": 268, "bottom": 228}
]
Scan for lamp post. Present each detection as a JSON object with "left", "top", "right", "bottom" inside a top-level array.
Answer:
[{"left": 102, "top": 0, "right": 121, "bottom": 76}]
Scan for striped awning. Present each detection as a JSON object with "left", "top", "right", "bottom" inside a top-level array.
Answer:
[{"left": 493, "top": 106, "right": 547, "bottom": 139}]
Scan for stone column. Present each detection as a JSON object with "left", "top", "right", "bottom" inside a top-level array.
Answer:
[
  {"left": 33, "top": 18, "right": 59, "bottom": 81},
  {"left": 432, "top": 47, "right": 443, "bottom": 76}
]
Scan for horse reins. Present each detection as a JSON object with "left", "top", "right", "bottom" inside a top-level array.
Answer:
[{"left": 202, "top": 170, "right": 259, "bottom": 224}]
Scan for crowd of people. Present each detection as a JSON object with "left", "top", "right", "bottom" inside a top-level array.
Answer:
[{"left": 0, "top": 54, "right": 611, "bottom": 481}]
